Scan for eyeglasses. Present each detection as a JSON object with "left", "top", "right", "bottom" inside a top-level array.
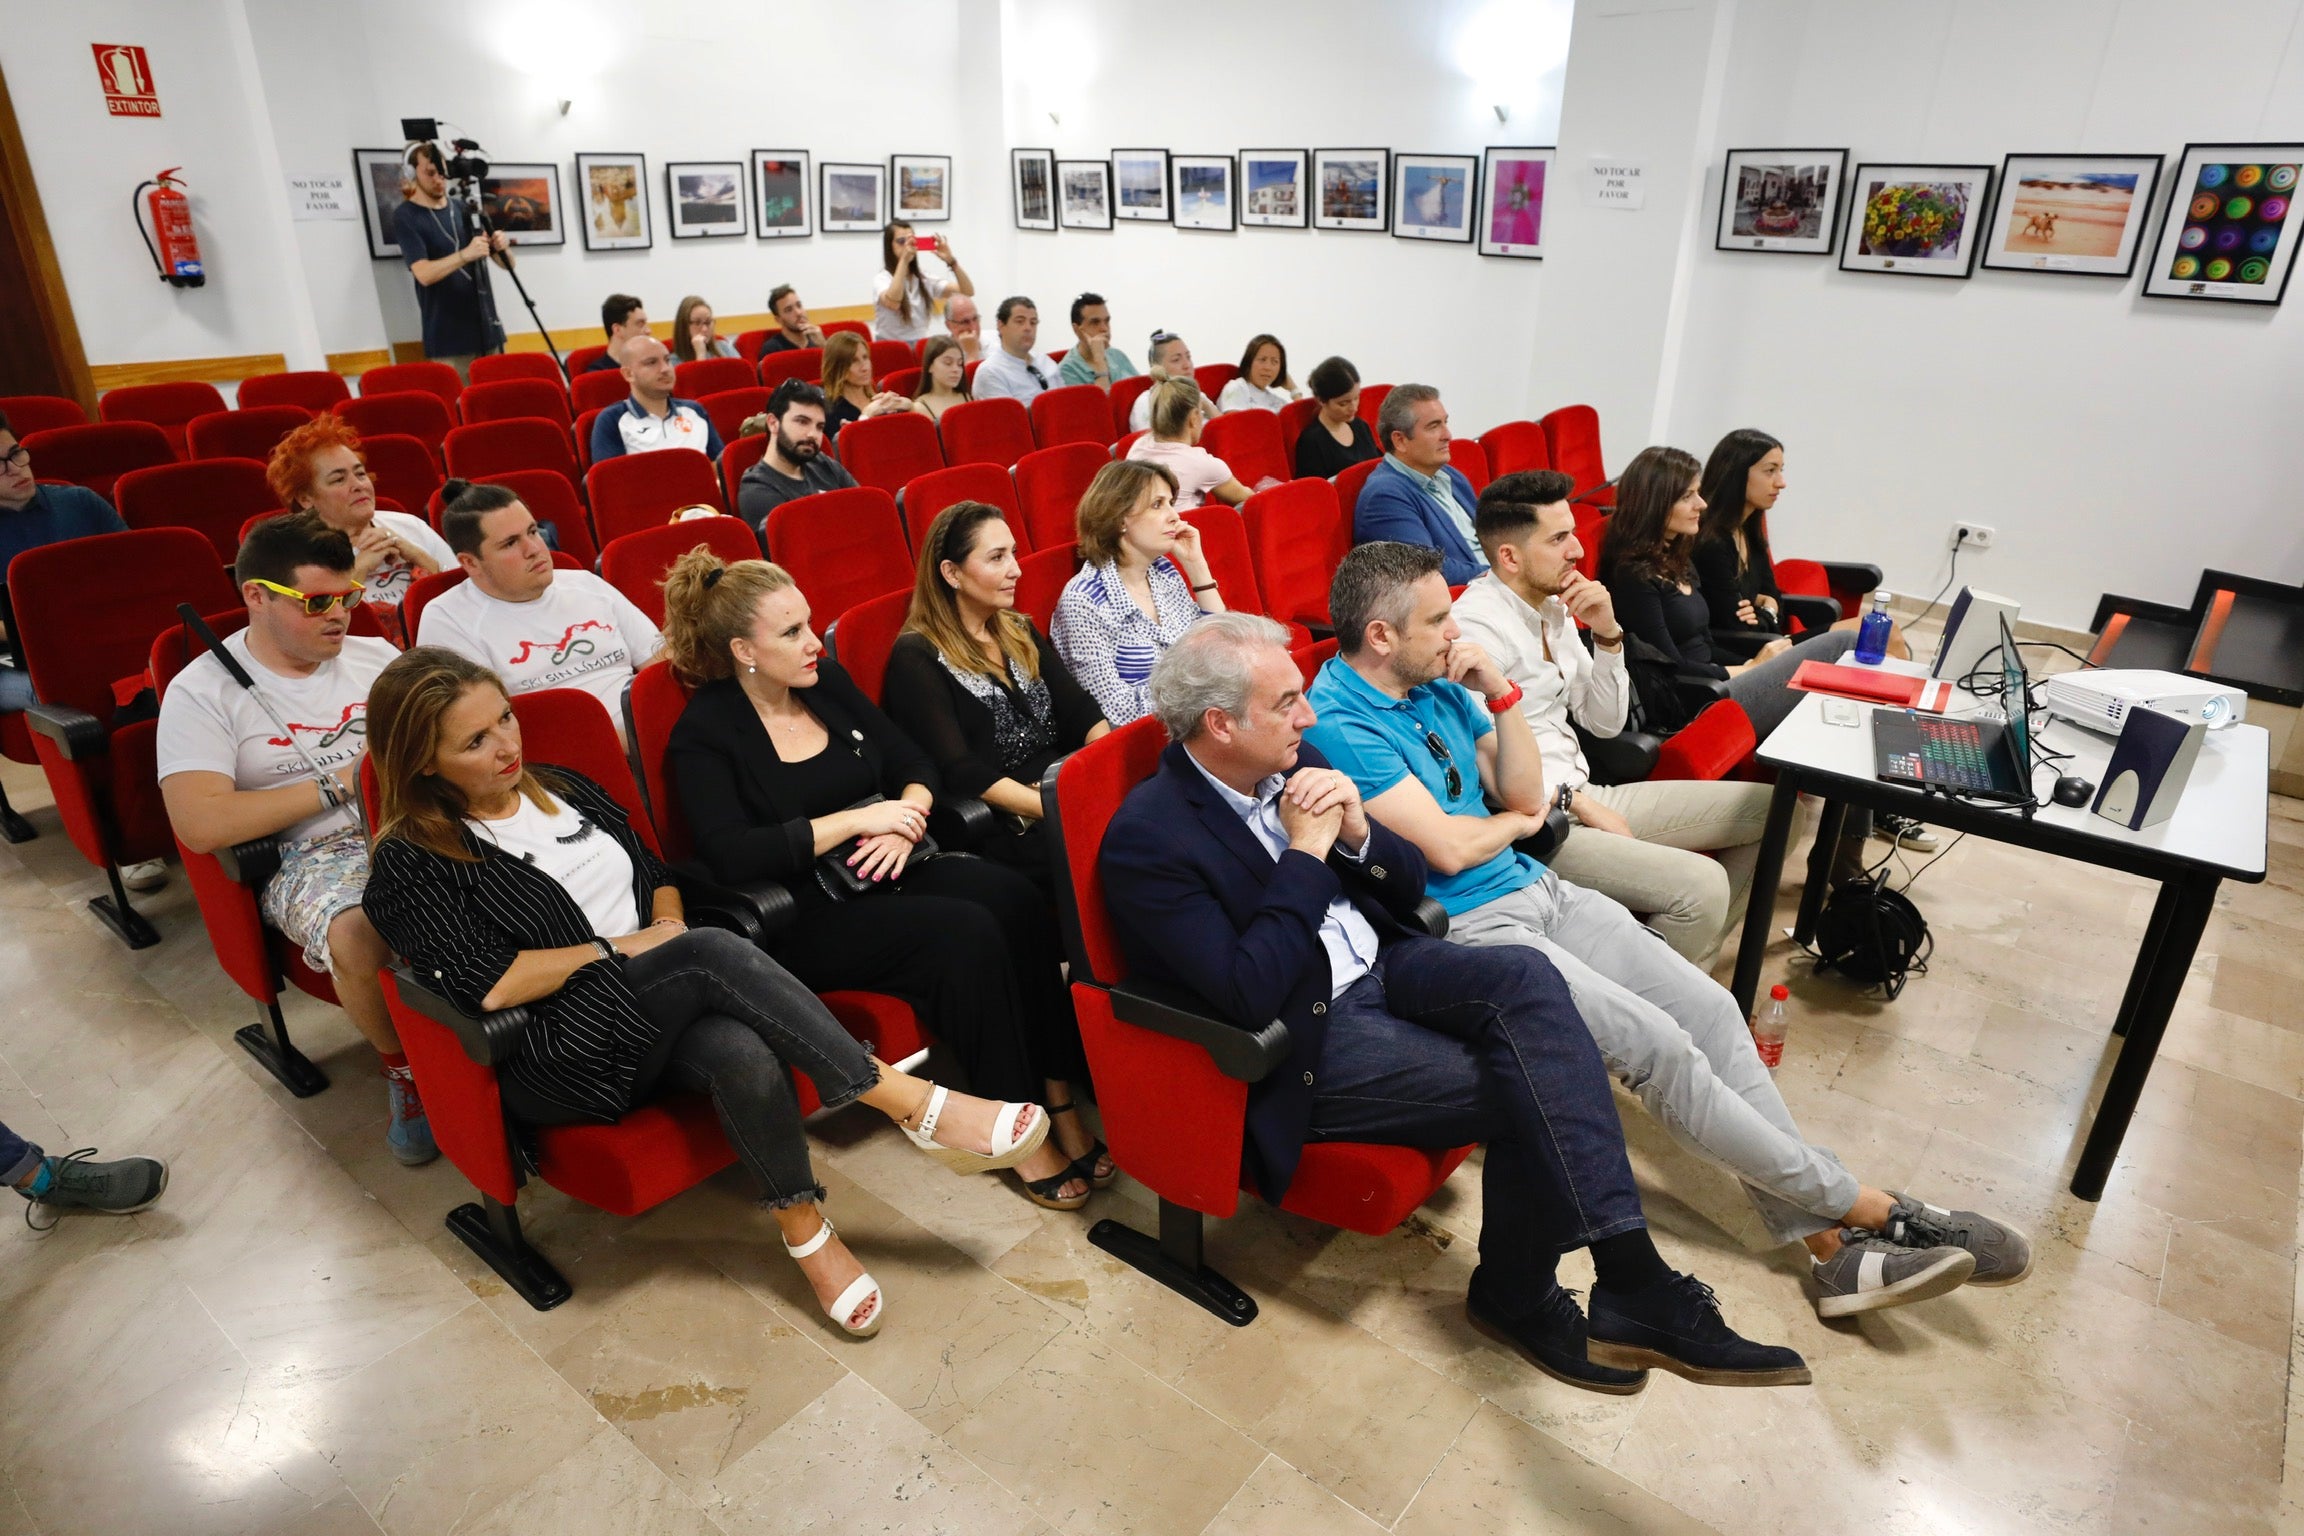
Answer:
[
  {"left": 1422, "top": 730, "right": 1463, "bottom": 801},
  {"left": 251, "top": 577, "right": 365, "bottom": 615},
  {"left": 0, "top": 445, "right": 28, "bottom": 471}
]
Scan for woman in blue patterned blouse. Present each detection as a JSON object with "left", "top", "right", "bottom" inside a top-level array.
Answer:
[{"left": 1049, "top": 460, "right": 1229, "bottom": 725}]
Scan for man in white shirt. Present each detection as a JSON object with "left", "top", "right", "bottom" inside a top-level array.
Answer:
[
  {"left": 156, "top": 514, "right": 434, "bottom": 1166},
  {"left": 421, "top": 483, "right": 663, "bottom": 737},
  {"left": 588, "top": 336, "right": 725, "bottom": 463},
  {"left": 943, "top": 293, "right": 984, "bottom": 363},
  {"left": 1450, "top": 471, "right": 1772, "bottom": 963},
  {"left": 970, "top": 296, "right": 1052, "bottom": 404}
]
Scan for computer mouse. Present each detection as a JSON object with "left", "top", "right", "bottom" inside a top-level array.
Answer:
[{"left": 2052, "top": 775, "right": 2094, "bottom": 807}]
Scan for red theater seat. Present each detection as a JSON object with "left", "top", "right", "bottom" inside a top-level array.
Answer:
[
  {"left": 836, "top": 412, "right": 945, "bottom": 499},
  {"left": 1013, "top": 545, "right": 1078, "bottom": 633},
  {"left": 825, "top": 588, "right": 911, "bottom": 702},
  {"left": 186, "top": 405, "right": 310, "bottom": 463},
  {"left": 1477, "top": 420, "right": 1550, "bottom": 476},
  {"left": 938, "top": 397, "right": 1035, "bottom": 468},
  {"left": 1242, "top": 478, "right": 1347, "bottom": 632},
  {"left": 473, "top": 468, "right": 600, "bottom": 569},
  {"left": 459, "top": 378, "right": 573, "bottom": 429},
  {"left": 358, "top": 433, "right": 445, "bottom": 519},
  {"left": 1449, "top": 437, "right": 1492, "bottom": 495},
  {"left": 1030, "top": 385, "right": 1117, "bottom": 450},
  {"left": 762, "top": 488, "right": 912, "bottom": 620},
  {"left": 237, "top": 372, "right": 350, "bottom": 413},
  {"left": 0, "top": 394, "right": 90, "bottom": 435},
  {"left": 719, "top": 436, "right": 770, "bottom": 511},
  {"left": 1182, "top": 507, "right": 1309, "bottom": 650},
  {"left": 698, "top": 387, "right": 770, "bottom": 446},
  {"left": 359, "top": 361, "right": 463, "bottom": 408},
  {"left": 1198, "top": 410, "right": 1288, "bottom": 491},
  {"left": 586, "top": 449, "right": 725, "bottom": 545},
  {"left": 1540, "top": 404, "right": 1612, "bottom": 508},
  {"left": 868, "top": 340, "right": 915, "bottom": 386},
  {"left": 757, "top": 348, "right": 822, "bottom": 391},
  {"left": 100, "top": 381, "right": 226, "bottom": 457},
  {"left": 1012, "top": 442, "right": 1110, "bottom": 556},
  {"left": 598, "top": 517, "right": 761, "bottom": 627},
  {"left": 468, "top": 353, "right": 567, "bottom": 386},
  {"left": 675, "top": 357, "right": 755, "bottom": 399},
  {"left": 336, "top": 391, "right": 454, "bottom": 455},
  {"left": 19, "top": 422, "right": 173, "bottom": 503},
  {"left": 1356, "top": 384, "right": 1393, "bottom": 431},
  {"left": 571, "top": 369, "right": 631, "bottom": 416},
  {"left": 443, "top": 419, "right": 581, "bottom": 497},
  {"left": 1109, "top": 376, "right": 1151, "bottom": 439},
  {"left": 113, "top": 459, "right": 278, "bottom": 566},
  {"left": 900, "top": 462, "right": 1021, "bottom": 553},
  {"left": 1193, "top": 363, "right": 1239, "bottom": 402}
]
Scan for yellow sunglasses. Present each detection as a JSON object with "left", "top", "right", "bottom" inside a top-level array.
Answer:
[{"left": 251, "top": 577, "right": 366, "bottom": 616}]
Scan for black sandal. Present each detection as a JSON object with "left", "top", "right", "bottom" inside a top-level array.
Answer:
[
  {"left": 1019, "top": 1163, "right": 1090, "bottom": 1211},
  {"left": 1047, "top": 1102, "right": 1118, "bottom": 1190}
]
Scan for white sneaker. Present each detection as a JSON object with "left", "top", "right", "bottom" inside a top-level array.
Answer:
[{"left": 120, "top": 859, "right": 168, "bottom": 893}]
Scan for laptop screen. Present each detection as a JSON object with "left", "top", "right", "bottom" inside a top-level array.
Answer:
[{"left": 1998, "top": 613, "right": 2030, "bottom": 774}]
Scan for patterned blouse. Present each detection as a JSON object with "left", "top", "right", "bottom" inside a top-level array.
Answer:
[{"left": 1050, "top": 556, "right": 1204, "bottom": 726}]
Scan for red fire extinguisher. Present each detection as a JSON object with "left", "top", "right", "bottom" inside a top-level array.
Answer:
[{"left": 134, "top": 168, "right": 205, "bottom": 288}]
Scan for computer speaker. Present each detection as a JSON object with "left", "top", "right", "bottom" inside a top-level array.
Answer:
[
  {"left": 2092, "top": 704, "right": 2205, "bottom": 831},
  {"left": 1929, "top": 587, "right": 2021, "bottom": 683}
]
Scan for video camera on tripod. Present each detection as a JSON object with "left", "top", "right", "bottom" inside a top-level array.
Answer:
[{"left": 399, "top": 116, "right": 563, "bottom": 373}]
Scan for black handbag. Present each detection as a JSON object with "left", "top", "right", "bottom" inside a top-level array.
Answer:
[{"left": 815, "top": 795, "right": 940, "bottom": 901}]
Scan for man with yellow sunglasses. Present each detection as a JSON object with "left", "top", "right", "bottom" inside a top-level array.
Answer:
[{"left": 157, "top": 514, "right": 436, "bottom": 1166}]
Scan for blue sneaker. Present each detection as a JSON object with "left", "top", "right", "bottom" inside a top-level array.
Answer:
[
  {"left": 18, "top": 1147, "right": 169, "bottom": 1232},
  {"left": 384, "top": 1068, "right": 439, "bottom": 1166}
]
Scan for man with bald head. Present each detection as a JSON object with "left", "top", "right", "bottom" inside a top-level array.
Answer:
[
  {"left": 943, "top": 293, "right": 984, "bottom": 363},
  {"left": 590, "top": 334, "right": 725, "bottom": 462}
]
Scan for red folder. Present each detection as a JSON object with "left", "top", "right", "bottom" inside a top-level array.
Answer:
[{"left": 1789, "top": 661, "right": 1954, "bottom": 713}]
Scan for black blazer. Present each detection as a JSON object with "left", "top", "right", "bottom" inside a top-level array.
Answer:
[
  {"left": 665, "top": 658, "right": 940, "bottom": 891},
  {"left": 881, "top": 629, "right": 1106, "bottom": 801},
  {"left": 363, "top": 768, "right": 676, "bottom": 1124},
  {"left": 1098, "top": 740, "right": 1430, "bottom": 1202}
]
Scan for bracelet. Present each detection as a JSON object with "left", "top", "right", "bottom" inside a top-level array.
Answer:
[
  {"left": 1485, "top": 681, "right": 1525, "bottom": 714},
  {"left": 1190, "top": 581, "right": 1219, "bottom": 593},
  {"left": 591, "top": 937, "right": 616, "bottom": 962}
]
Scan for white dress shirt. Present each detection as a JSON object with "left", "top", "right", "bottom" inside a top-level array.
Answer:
[
  {"left": 972, "top": 347, "right": 1052, "bottom": 403},
  {"left": 1450, "top": 572, "right": 1630, "bottom": 796},
  {"left": 1186, "top": 751, "right": 1379, "bottom": 998}
]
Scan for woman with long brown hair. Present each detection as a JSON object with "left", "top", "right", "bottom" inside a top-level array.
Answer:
[
  {"left": 659, "top": 550, "right": 1104, "bottom": 1209},
  {"left": 907, "top": 334, "right": 972, "bottom": 423},
  {"left": 871, "top": 220, "right": 971, "bottom": 344},
  {"left": 669, "top": 294, "right": 738, "bottom": 361},
  {"left": 818, "top": 331, "right": 911, "bottom": 441},
  {"left": 360, "top": 647, "right": 1055, "bottom": 1335}
]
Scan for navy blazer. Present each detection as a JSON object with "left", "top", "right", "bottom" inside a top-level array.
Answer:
[
  {"left": 1352, "top": 459, "right": 1487, "bottom": 586},
  {"left": 1099, "top": 739, "right": 1431, "bottom": 1203}
]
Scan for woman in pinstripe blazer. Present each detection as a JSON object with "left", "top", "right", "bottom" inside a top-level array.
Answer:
[{"left": 363, "top": 649, "right": 1053, "bottom": 1336}]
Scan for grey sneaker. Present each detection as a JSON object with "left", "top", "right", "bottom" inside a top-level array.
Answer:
[
  {"left": 1883, "top": 1193, "right": 2033, "bottom": 1286},
  {"left": 1878, "top": 814, "right": 1940, "bottom": 852},
  {"left": 1812, "top": 1232, "right": 1974, "bottom": 1318},
  {"left": 19, "top": 1147, "right": 169, "bottom": 1232}
]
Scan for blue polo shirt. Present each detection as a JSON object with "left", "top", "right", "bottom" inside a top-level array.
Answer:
[
  {"left": 1302, "top": 655, "right": 1541, "bottom": 915},
  {"left": 2, "top": 483, "right": 126, "bottom": 591}
]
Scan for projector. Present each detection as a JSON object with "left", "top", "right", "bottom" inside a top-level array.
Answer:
[{"left": 2040, "top": 669, "right": 2246, "bottom": 734}]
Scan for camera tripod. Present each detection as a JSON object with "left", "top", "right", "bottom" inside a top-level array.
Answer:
[{"left": 449, "top": 172, "right": 564, "bottom": 377}]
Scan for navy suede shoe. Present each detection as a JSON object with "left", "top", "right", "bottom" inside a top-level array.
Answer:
[{"left": 1587, "top": 1271, "right": 1812, "bottom": 1387}]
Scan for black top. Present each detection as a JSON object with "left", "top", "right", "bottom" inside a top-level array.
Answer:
[
  {"left": 1607, "top": 570, "right": 1728, "bottom": 679},
  {"left": 1294, "top": 415, "right": 1380, "bottom": 480},
  {"left": 583, "top": 352, "right": 622, "bottom": 373},
  {"left": 735, "top": 452, "right": 859, "bottom": 538},
  {"left": 665, "top": 658, "right": 939, "bottom": 901},
  {"left": 1691, "top": 534, "right": 1784, "bottom": 636},
  {"left": 362, "top": 768, "right": 676, "bottom": 1124},
  {"left": 758, "top": 333, "right": 808, "bottom": 356},
  {"left": 824, "top": 396, "right": 863, "bottom": 440},
  {"left": 390, "top": 197, "right": 500, "bottom": 359},
  {"left": 881, "top": 628, "right": 1107, "bottom": 801}
]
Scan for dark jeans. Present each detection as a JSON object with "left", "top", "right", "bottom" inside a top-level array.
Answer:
[
  {"left": 1308, "top": 936, "right": 1647, "bottom": 1302},
  {"left": 626, "top": 928, "right": 880, "bottom": 1210},
  {"left": 0, "top": 1117, "right": 41, "bottom": 1187},
  {"left": 774, "top": 854, "right": 1086, "bottom": 1103}
]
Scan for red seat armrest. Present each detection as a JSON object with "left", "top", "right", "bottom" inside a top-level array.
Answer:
[{"left": 1652, "top": 700, "right": 1756, "bottom": 782}]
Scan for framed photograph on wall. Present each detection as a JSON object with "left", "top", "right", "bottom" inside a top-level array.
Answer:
[
  {"left": 2142, "top": 142, "right": 2303, "bottom": 305},
  {"left": 1172, "top": 155, "right": 1236, "bottom": 231},
  {"left": 751, "top": 150, "right": 812, "bottom": 239},
  {"left": 1393, "top": 153, "right": 1477, "bottom": 243},
  {"left": 820, "top": 162, "right": 885, "bottom": 233},
  {"left": 1238, "top": 149, "right": 1307, "bottom": 229},
  {"left": 1057, "top": 159, "right": 1112, "bottom": 230},
  {"left": 1479, "top": 145, "right": 1555, "bottom": 258},
  {"left": 1111, "top": 148, "right": 1170, "bottom": 222},
  {"left": 476, "top": 163, "right": 563, "bottom": 247},
  {"left": 665, "top": 161, "right": 746, "bottom": 239},
  {"left": 576, "top": 152, "right": 651, "bottom": 250},
  {"left": 1981, "top": 154, "right": 2163, "bottom": 277},
  {"left": 1313, "top": 148, "right": 1388, "bottom": 232},
  {"left": 1715, "top": 147, "right": 1848, "bottom": 255},
  {"left": 1839, "top": 162, "right": 1993, "bottom": 277},
  {"left": 1012, "top": 148, "right": 1056, "bottom": 231},
  {"left": 353, "top": 147, "right": 410, "bottom": 259},
  {"left": 891, "top": 154, "right": 951, "bottom": 222}
]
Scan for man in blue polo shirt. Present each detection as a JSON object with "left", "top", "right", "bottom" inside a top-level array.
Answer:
[
  {"left": 1303, "top": 541, "right": 2030, "bottom": 1319},
  {"left": 1352, "top": 384, "right": 1486, "bottom": 585},
  {"left": 589, "top": 336, "right": 724, "bottom": 463}
]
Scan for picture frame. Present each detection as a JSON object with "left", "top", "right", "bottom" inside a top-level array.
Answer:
[
  {"left": 1715, "top": 147, "right": 1849, "bottom": 255},
  {"left": 1057, "top": 159, "right": 1112, "bottom": 231},
  {"left": 1393, "top": 152, "right": 1478, "bottom": 244},
  {"left": 664, "top": 160, "right": 746, "bottom": 240},
  {"left": 2141, "top": 142, "right": 2304, "bottom": 306},
  {"left": 1478, "top": 146, "right": 1555, "bottom": 258},
  {"left": 476, "top": 162, "right": 564, "bottom": 248},
  {"left": 891, "top": 153, "right": 951, "bottom": 222},
  {"left": 1981, "top": 154, "right": 2163, "bottom": 278},
  {"left": 353, "top": 146, "right": 410, "bottom": 259},
  {"left": 1238, "top": 149, "right": 1308, "bottom": 229},
  {"left": 1012, "top": 147, "right": 1056, "bottom": 232},
  {"left": 1111, "top": 148, "right": 1171, "bottom": 222},
  {"left": 1312, "top": 148, "right": 1388, "bottom": 232},
  {"left": 575, "top": 152, "right": 651, "bottom": 251},
  {"left": 820, "top": 162, "right": 885, "bottom": 233},
  {"left": 750, "top": 150, "right": 812, "bottom": 239},
  {"left": 1839, "top": 162, "right": 1994, "bottom": 278},
  {"left": 1171, "top": 155, "right": 1236, "bottom": 232}
]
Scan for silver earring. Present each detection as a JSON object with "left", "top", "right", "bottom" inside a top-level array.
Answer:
[{"left": 746, "top": 664, "right": 756, "bottom": 674}]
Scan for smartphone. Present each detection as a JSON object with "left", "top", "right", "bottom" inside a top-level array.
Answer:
[{"left": 916, "top": 234, "right": 939, "bottom": 256}]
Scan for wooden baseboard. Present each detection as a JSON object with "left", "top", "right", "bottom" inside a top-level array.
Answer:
[
  {"left": 499, "top": 304, "right": 876, "bottom": 355},
  {"left": 89, "top": 352, "right": 289, "bottom": 389}
]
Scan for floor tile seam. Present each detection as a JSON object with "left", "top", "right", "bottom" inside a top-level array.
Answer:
[{"left": 1376, "top": 1413, "right": 1476, "bottom": 1535}]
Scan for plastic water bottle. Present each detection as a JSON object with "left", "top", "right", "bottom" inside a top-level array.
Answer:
[
  {"left": 1752, "top": 984, "right": 1789, "bottom": 1070},
  {"left": 1854, "top": 591, "right": 1894, "bottom": 665}
]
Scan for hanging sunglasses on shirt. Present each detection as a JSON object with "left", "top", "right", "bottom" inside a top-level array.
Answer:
[
  {"left": 1422, "top": 730, "right": 1463, "bottom": 801},
  {"left": 250, "top": 577, "right": 366, "bottom": 616}
]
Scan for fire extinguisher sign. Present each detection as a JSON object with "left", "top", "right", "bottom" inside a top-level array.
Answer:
[{"left": 93, "top": 44, "right": 161, "bottom": 118}]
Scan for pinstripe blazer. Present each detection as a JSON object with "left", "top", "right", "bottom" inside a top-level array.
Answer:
[{"left": 364, "top": 768, "right": 676, "bottom": 1123}]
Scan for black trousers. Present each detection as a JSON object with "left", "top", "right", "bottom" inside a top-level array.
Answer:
[{"left": 771, "top": 853, "right": 1087, "bottom": 1104}]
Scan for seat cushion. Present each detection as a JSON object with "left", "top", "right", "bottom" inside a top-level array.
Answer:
[
  {"left": 1276, "top": 1142, "right": 1474, "bottom": 1236},
  {"left": 538, "top": 1093, "right": 736, "bottom": 1218}
]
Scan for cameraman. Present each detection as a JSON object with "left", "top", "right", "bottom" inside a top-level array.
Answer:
[{"left": 392, "top": 143, "right": 505, "bottom": 378}]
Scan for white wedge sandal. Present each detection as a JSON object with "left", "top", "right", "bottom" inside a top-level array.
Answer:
[
  {"left": 900, "top": 1083, "right": 1050, "bottom": 1174},
  {"left": 785, "top": 1216, "right": 883, "bottom": 1338}
]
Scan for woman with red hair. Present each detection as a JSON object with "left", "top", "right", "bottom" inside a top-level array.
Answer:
[{"left": 266, "top": 415, "right": 451, "bottom": 638}]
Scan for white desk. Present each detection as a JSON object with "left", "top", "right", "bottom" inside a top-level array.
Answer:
[{"left": 1729, "top": 662, "right": 2270, "bottom": 1200}]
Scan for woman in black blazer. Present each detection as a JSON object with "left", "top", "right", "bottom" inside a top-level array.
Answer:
[
  {"left": 659, "top": 551, "right": 1104, "bottom": 1209},
  {"left": 362, "top": 648, "right": 1055, "bottom": 1336}
]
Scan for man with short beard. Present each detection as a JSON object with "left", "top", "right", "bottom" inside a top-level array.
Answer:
[{"left": 734, "top": 380, "right": 859, "bottom": 541}]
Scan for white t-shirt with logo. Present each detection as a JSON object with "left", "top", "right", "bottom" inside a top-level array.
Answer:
[
  {"left": 157, "top": 633, "right": 400, "bottom": 844},
  {"left": 363, "top": 510, "right": 455, "bottom": 611},
  {"left": 417, "top": 570, "right": 662, "bottom": 730},
  {"left": 466, "top": 789, "right": 640, "bottom": 937}
]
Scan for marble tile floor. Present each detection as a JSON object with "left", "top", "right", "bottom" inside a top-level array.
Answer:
[{"left": 1, "top": 760, "right": 2298, "bottom": 1535}]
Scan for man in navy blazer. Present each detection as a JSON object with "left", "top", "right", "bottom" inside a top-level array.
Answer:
[
  {"left": 1098, "top": 613, "right": 1809, "bottom": 1392},
  {"left": 1352, "top": 384, "right": 1487, "bottom": 585}
]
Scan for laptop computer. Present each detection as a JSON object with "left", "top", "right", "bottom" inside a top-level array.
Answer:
[{"left": 1871, "top": 615, "right": 2035, "bottom": 805}]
